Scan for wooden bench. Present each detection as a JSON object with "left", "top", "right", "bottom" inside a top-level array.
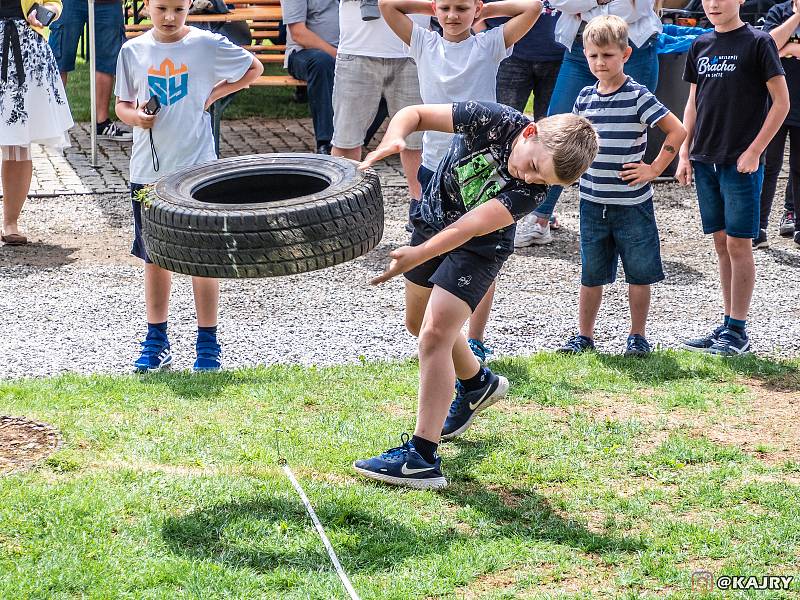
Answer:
[
  {"left": 125, "top": 0, "right": 311, "bottom": 150},
  {"left": 125, "top": 0, "right": 307, "bottom": 87}
]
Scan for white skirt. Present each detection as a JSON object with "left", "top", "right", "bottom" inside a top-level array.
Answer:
[{"left": 0, "top": 19, "right": 73, "bottom": 150}]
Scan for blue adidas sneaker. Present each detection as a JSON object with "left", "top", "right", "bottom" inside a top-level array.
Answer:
[
  {"left": 441, "top": 370, "right": 508, "bottom": 441},
  {"left": 708, "top": 328, "right": 750, "bottom": 356},
  {"left": 133, "top": 331, "right": 172, "bottom": 373},
  {"left": 353, "top": 433, "right": 447, "bottom": 490},
  {"left": 193, "top": 333, "right": 222, "bottom": 372},
  {"left": 681, "top": 324, "right": 725, "bottom": 353}
]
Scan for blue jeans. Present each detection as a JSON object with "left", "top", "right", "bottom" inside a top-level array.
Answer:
[
  {"left": 579, "top": 198, "right": 664, "bottom": 286},
  {"left": 49, "top": 0, "right": 125, "bottom": 74},
  {"left": 288, "top": 48, "right": 335, "bottom": 143},
  {"left": 534, "top": 36, "right": 659, "bottom": 218},
  {"left": 692, "top": 162, "right": 763, "bottom": 238},
  {"left": 496, "top": 56, "right": 563, "bottom": 119}
]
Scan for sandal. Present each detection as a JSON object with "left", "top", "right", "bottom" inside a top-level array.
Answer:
[{"left": 1, "top": 233, "right": 28, "bottom": 245}]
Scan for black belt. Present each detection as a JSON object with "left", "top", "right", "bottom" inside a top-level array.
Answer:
[{"left": 1, "top": 18, "right": 25, "bottom": 86}]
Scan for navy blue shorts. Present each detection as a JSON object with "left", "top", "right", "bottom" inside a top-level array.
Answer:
[
  {"left": 692, "top": 161, "right": 763, "bottom": 239},
  {"left": 404, "top": 214, "right": 511, "bottom": 312},
  {"left": 130, "top": 183, "right": 152, "bottom": 263},
  {"left": 49, "top": 1, "right": 125, "bottom": 75},
  {"left": 579, "top": 198, "right": 664, "bottom": 287}
]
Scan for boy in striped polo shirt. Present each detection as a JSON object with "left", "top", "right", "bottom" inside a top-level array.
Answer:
[{"left": 557, "top": 15, "right": 687, "bottom": 356}]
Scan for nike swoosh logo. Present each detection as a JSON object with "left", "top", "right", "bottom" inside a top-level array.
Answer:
[
  {"left": 401, "top": 463, "right": 435, "bottom": 475},
  {"left": 469, "top": 384, "right": 494, "bottom": 411}
]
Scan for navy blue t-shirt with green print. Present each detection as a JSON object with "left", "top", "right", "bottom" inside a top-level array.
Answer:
[{"left": 416, "top": 101, "right": 547, "bottom": 243}]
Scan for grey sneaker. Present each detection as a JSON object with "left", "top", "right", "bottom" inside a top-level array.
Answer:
[
  {"left": 97, "top": 120, "right": 132, "bottom": 142},
  {"left": 779, "top": 210, "right": 795, "bottom": 237},
  {"left": 708, "top": 328, "right": 750, "bottom": 356}
]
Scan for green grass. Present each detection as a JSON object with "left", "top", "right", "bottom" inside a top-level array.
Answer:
[
  {"left": 2, "top": 351, "right": 800, "bottom": 598},
  {"left": 65, "top": 57, "right": 310, "bottom": 122}
]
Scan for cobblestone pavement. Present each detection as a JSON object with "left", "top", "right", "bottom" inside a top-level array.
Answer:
[{"left": 0, "top": 118, "right": 408, "bottom": 197}]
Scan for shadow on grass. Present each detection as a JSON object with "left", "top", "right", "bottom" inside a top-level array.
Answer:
[
  {"left": 162, "top": 494, "right": 461, "bottom": 574},
  {"left": 134, "top": 367, "right": 290, "bottom": 400},
  {"left": 443, "top": 436, "right": 645, "bottom": 555}
]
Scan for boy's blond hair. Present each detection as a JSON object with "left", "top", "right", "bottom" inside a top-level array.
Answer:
[
  {"left": 534, "top": 114, "right": 599, "bottom": 184},
  {"left": 582, "top": 15, "right": 629, "bottom": 51}
]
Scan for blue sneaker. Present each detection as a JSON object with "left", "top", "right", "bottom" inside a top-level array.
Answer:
[
  {"left": 353, "top": 433, "right": 447, "bottom": 490},
  {"left": 441, "top": 371, "right": 508, "bottom": 441},
  {"left": 468, "top": 338, "right": 493, "bottom": 364},
  {"left": 133, "top": 332, "right": 172, "bottom": 373},
  {"left": 557, "top": 334, "right": 595, "bottom": 354},
  {"left": 193, "top": 335, "right": 222, "bottom": 372},
  {"left": 624, "top": 334, "right": 652, "bottom": 357},
  {"left": 708, "top": 328, "right": 750, "bottom": 356},
  {"left": 681, "top": 324, "right": 725, "bottom": 353}
]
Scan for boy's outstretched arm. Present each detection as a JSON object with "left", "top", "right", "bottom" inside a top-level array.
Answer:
[
  {"left": 621, "top": 113, "right": 687, "bottom": 186},
  {"left": 379, "top": 0, "right": 433, "bottom": 45},
  {"left": 767, "top": 0, "right": 800, "bottom": 49},
  {"left": 478, "top": 0, "right": 542, "bottom": 48},
  {"left": 736, "top": 75, "right": 789, "bottom": 174},
  {"left": 359, "top": 104, "right": 455, "bottom": 169},
  {"left": 371, "top": 199, "right": 514, "bottom": 284},
  {"left": 204, "top": 56, "right": 264, "bottom": 110},
  {"left": 676, "top": 84, "right": 697, "bottom": 186}
]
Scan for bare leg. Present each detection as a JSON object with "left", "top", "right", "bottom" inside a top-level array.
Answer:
[
  {"left": 1, "top": 159, "right": 32, "bottom": 236},
  {"left": 95, "top": 72, "right": 114, "bottom": 123},
  {"left": 628, "top": 284, "right": 651, "bottom": 337},
  {"left": 452, "top": 333, "right": 481, "bottom": 380},
  {"left": 578, "top": 285, "right": 603, "bottom": 339},
  {"left": 60, "top": 72, "right": 68, "bottom": 88},
  {"left": 712, "top": 231, "right": 732, "bottom": 317},
  {"left": 726, "top": 236, "right": 755, "bottom": 321},
  {"left": 192, "top": 277, "right": 220, "bottom": 328},
  {"left": 414, "top": 286, "right": 473, "bottom": 443},
  {"left": 332, "top": 146, "right": 361, "bottom": 161},
  {"left": 467, "top": 281, "right": 495, "bottom": 342},
  {"left": 400, "top": 148, "right": 422, "bottom": 200},
  {"left": 404, "top": 280, "right": 432, "bottom": 337},
  {"left": 144, "top": 263, "right": 172, "bottom": 324}
]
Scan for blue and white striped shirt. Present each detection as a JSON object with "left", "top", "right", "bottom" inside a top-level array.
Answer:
[{"left": 573, "top": 77, "right": 669, "bottom": 205}]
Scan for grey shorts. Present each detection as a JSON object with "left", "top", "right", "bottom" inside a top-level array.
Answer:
[{"left": 332, "top": 53, "right": 423, "bottom": 150}]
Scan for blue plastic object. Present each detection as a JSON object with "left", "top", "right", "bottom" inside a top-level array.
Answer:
[{"left": 657, "top": 24, "right": 712, "bottom": 54}]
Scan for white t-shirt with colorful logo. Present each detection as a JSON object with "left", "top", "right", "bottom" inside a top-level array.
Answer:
[{"left": 115, "top": 27, "right": 253, "bottom": 184}]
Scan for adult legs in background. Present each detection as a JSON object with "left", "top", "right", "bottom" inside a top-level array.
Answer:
[
  {"left": 0, "top": 146, "right": 33, "bottom": 241},
  {"left": 288, "top": 48, "right": 335, "bottom": 151}
]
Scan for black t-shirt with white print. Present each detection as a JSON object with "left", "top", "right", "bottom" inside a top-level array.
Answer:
[
  {"left": 683, "top": 24, "right": 784, "bottom": 164},
  {"left": 416, "top": 101, "right": 547, "bottom": 251}
]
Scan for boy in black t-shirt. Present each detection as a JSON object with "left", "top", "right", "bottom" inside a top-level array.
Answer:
[
  {"left": 676, "top": 0, "right": 789, "bottom": 356},
  {"left": 351, "top": 101, "right": 598, "bottom": 489}
]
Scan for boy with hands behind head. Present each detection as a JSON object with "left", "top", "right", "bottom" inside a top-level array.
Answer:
[{"left": 353, "top": 101, "right": 598, "bottom": 489}]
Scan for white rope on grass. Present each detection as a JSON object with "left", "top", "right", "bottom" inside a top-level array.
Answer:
[{"left": 281, "top": 463, "right": 361, "bottom": 600}]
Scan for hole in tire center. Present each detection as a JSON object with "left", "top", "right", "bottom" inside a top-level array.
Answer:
[{"left": 192, "top": 172, "right": 330, "bottom": 204}]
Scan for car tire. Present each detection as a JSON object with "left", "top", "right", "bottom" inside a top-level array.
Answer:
[{"left": 140, "top": 154, "right": 383, "bottom": 278}]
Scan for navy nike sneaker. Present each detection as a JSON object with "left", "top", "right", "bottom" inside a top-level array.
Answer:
[
  {"left": 441, "top": 370, "right": 508, "bottom": 441},
  {"left": 353, "top": 433, "right": 447, "bottom": 490}
]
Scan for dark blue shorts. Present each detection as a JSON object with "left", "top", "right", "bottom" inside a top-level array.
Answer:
[
  {"left": 48, "top": 1, "right": 125, "bottom": 75},
  {"left": 404, "top": 212, "right": 511, "bottom": 312},
  {"left": 130, "top": 183, "right": 152, "bottom": 263},
  {"left": 417, "top": 164, "right": 435, "bottom": 195},
  {"left": 579, "top": 198, "right": 664, "bottom": 287},
  {"left": 692, "top": 161, "right": 763, "bottom": 238}
]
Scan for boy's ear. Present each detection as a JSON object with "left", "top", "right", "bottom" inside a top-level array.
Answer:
[
  {"left": 431, "top": 0, "right": 436, "bottom": 12},
  {"left": 623, "top": 46, "right": 633, "bottom": 61},
  {"left": 522, "top": 123, "right": 538, "bottom": 139}
]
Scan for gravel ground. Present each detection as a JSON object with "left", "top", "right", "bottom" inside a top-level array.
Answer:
[{"left": 1, "top": 168, "right": 799, "bottom": 379}]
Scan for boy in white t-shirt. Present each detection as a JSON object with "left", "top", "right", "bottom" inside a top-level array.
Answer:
[
  {"left": 114, "top": 0, "right": 263, "bottom": 372},
  {"left": 380, "top": 0, "right": 541, "bottom": 366},
  {"left": 331, "top": 1, "right": 429, "bottom": 199}
]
